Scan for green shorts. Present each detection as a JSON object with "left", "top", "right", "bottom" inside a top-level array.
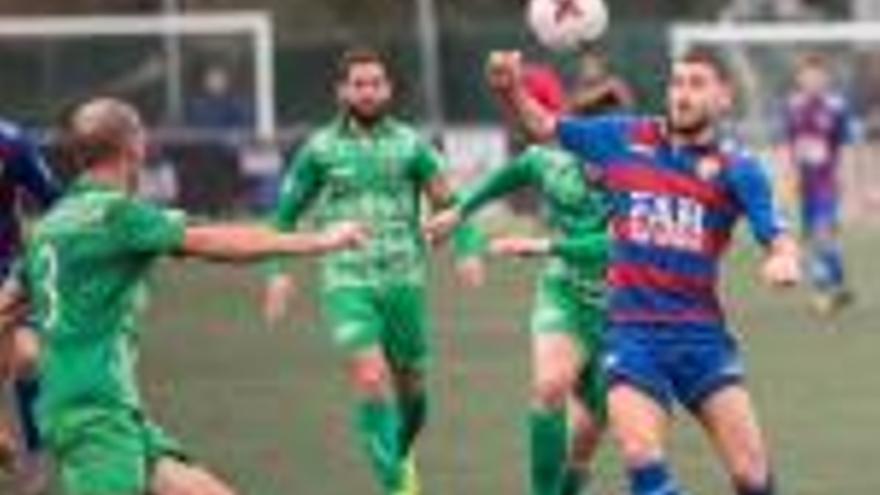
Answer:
[
  {"left": 322, "top": 284, "right": 430, "bottom": 370},
  {"left": 530, "top": 272, "right": 607, "bottom": 421},
  {"left": 43, "top": 407, "right": 186, "bottom": 495}
]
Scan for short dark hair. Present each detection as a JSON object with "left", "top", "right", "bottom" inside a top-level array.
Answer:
[
  {"left": 797, "top": 52, "right": 827, "bottom": 72},
  {"left": 679, "top": 48, "right": 731, "bottom": 82},
  {"left": 336, "top": 47, "right": 390, "bottom": 82}
]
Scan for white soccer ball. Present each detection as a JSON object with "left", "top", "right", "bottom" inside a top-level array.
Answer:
[{"left": 527, "top": 0, "right": 609, "bottom": 51}]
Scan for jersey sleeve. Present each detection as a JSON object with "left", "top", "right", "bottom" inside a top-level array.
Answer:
[
  {"left": 273, "top": 139, "right": 323, "bottom": 232},
  {"left": 410, "top": 136, "right": 444, "bottom": 185},
  {"left": 727, "top": 157, "right": 788, "bottom": 247},
  {"left": 114, "top": 199, "right": 187, "bottom": 254},
  {"left": 556, "top": 115, "right": 633, "bottom": 168},
  {"left": 5, "top": 128, "right": 61, "bottom": 207},
  {"left": 549, "top": 232, "right": 607, "bottom": 264},
  {"left": 458, "top": 148, "right": 537, "bottom": 218}
]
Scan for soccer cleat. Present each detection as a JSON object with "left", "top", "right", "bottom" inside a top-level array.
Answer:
[{"left": 393, "top": 454, "right": 421, "bottom": 495}]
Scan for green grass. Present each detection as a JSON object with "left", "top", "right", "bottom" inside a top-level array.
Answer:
[{"left": 12, "top": 229, "right": 880, "bottom": 494}]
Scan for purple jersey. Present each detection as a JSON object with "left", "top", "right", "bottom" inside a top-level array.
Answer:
[
  {"left": 559, "top": 115, "right": 786, "bottom": 326},
  {"left": 0, "top": 119, "right": 60, "bottom": 273},
  {"left": 782, "top": 91, "right": 853, "bottom": 203}
]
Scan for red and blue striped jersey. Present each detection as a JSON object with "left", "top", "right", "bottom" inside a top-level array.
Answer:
[
  {"left": 558, "top": 115, "right": 786, "bottom": 325},
  {"left": 0, "top": 119, "right": 60, "bottom": 274}
]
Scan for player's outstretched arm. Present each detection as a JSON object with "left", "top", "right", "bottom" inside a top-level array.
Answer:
[
  {"left": 424, "top": 150, "right": 534, "bottom": 244},
  {"left": 422, "top": 176, "right": 487, "bottom": 288},
  {"left": 180, "top": 221, "right": 368, "bottom": 262},
  {"left": 486, "top": 50, "right": 558, "bottom": 142}
]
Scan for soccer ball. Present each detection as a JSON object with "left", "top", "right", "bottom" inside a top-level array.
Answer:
[{"left": 526, "top": 0, "right": 609, "bottom": 51}]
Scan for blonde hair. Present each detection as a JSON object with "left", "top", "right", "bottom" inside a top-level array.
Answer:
[{"left": 64, "top": 97, "right": 144, "bottom": 170}]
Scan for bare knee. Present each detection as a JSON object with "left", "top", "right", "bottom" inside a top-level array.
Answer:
[
  {"left": 532, "top": 336, "right": 579, "bottom": 410},
  {"left": 531, "top": 366, "right": 574, "bottom": 410},
  {"left": 609, "top": 386, "right": 667, "bottom": 467},
  {"left": 349, "top": 353, "right": 392, "bottom": 399},
  {"left": 727, "top": 442, "right": 771, "bottom": 489},
  {"left": 151, "top": 458, "right": 238, "bottom": 495}
]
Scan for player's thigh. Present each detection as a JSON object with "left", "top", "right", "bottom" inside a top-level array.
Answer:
[
  {"left": 151, "top": 457, "right": 237, "bottom": 495},
  {"left": 380, "top": 284, "right": 431, "bottom": 373},
  {"left": 695, "top": 384, "right": 770, "bottom": 481},
  {"left": 322, "top": 287, "right": 383, "bottom": 355},
  {"left": 530, "top": 276, "right": 586, "bottom": 381},
  {"left": 52, "top": 410, "right": 151, "bottom": 495},
  {"left": 607, "top": 383, "right": 670, "bottom": 466}
]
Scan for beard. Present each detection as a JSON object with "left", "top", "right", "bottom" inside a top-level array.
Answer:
[
  {"left": 345, "top": 101, "right": 388, "bottom": 127},
  {"left": 668, "top": 109, "right": 713, "bottom": 139}
]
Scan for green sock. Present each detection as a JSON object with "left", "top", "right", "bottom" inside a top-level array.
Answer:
[
  {"left": 530, "top": 408, "right": 568, "bottom": 495},
  {"left": 560, "top": 465, "right": 590, "bottom": 495},
  {"left": 398, "top": 391, "right": 428, "bottom": 457},
  {"left": 355, "top": 399, "right": 403, "bottom": 491}
]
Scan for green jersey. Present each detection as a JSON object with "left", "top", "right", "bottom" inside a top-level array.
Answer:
[
  {"left": 459, "top": 145, "right": 609, "bottom": 290},
  {"left": 23, "top": 179, "right": 186, "bottom": 426},
  {"left": 273, "top": 116, "right": 482, "bottom": 289}
]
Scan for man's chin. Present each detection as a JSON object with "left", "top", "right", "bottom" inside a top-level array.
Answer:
[
  {"left": 669, "top": 117, "right": 710, "bottom": 137},
  {"left": 349, "top": 107, "right": 386, "bottom": 126}
]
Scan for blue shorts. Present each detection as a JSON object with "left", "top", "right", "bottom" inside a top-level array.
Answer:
[{"left": 602, "top": 322, "right": 745, "bottom": 412}]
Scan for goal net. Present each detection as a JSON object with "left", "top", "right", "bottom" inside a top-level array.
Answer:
[
  {"left": 670, "top": 21, "right": 880, "bottom": 222},
  {"left": 0, "top": 11, "right": 276, "bottom": 140}
]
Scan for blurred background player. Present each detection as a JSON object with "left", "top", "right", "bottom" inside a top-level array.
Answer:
[
  {"left": 486, "top": 48, "right": 801, "bottom": 495},
  {"left": 0, "top": 118, "right": 61, "bottom": 494},
  {"left": 426, "top": 73, "right": 610, "bottom": 495},
  {"left": 16, "top": 97, "right": 367, "bottom": 495},
  {"left": 568, "top": 48, "right": 635, "bottom": 117},
  {"left": 779, "top": 53, "right": 856, "bottom": 317},
  {"left": 262, "top": 47, "right": 485, "bottom": 495}
]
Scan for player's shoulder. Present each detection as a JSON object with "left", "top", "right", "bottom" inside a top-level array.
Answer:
[
  {"left": 0, "top": 118, "right": 32, "bottom": 151},
  {"left": 718, "top": 139, "right": 766, "bottom": 178},
  {"left": 786, "top": 92, "right": 805, "bottom": 109},
  {"left": 384, "top": 118, "right": 427, "bottom": 146},
  {"left": 560, "top": 112, "right": 655, "bottom": 141},
  {"left": 823, "top": 92, "right": 850, "bottom": 113},
  {"left": 303, "top": 123, "right": 338, "bottom": 153}
]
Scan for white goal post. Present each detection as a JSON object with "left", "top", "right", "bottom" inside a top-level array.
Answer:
[
  {"left": 670, "top": 21, "right": 880, "bottom": 57},
  {"left": 0, "top": 11, "right": 276, "bottom": 139}
]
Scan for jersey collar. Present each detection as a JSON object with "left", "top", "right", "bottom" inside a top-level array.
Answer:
[{"left": 334, "top": 114, "right": 395, "bottom": 138}]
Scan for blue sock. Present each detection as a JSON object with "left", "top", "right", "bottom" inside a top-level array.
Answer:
[
  {"left": 820, "top": 246, "right": 845, "bottom": 289},
  {"left": 628, "top": 460, "right": 683, "bottom": 495},
  {"left": 14, "top": 377, "right": 42, "bottom": 452}
]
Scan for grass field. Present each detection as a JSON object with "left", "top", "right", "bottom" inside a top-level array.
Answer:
[{"left": 8, "top": 228, "right": 880, "bottom": 494}]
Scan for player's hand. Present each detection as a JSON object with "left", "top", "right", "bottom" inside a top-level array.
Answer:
[
  {"left": 486, "top": 50, "right": 523, "bottom": 96},
  {"left": 423, "top": 208, "right": 462, "bottom": 244},
  {"left": 455, "top": 256, "right": 486, "bottom": 289},
  {"left": 761, "top": 237, "right": 801, "bottom": 288},
  {"left": 263, "top": 274, "right": 296, "bottom": 327},
  {"left": 320, "top": 221, "right": 370, "bottom": 252},
  {"left": 490, "top": 236, "right": 552, "bottom": 258}
]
